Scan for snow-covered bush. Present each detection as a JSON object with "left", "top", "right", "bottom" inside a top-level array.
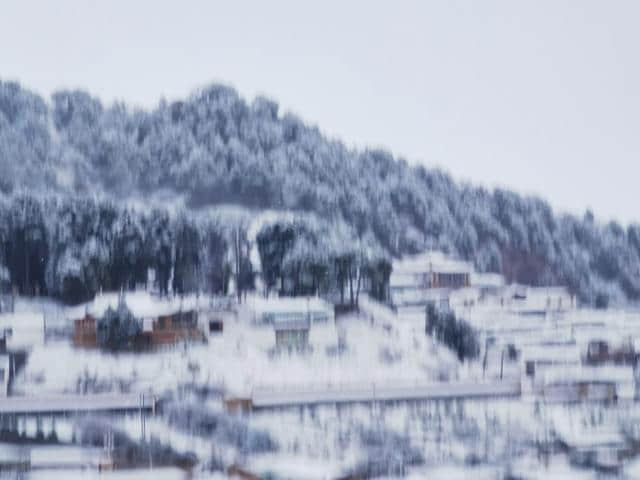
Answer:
[
  {"left": 352, "top": 425, "right": 424, "bottom": 477},
  {"left": 163, "top": 402, "right": 278, "bottom": 455}
]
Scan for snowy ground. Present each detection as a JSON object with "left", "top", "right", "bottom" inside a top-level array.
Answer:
[
  {"left": 15, "top": 297, "right": 459, "bottom": 398},
  {"left": 11, "top": 294, "right": 640, "bottom": 477}
]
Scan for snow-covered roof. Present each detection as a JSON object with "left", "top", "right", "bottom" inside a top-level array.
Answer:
[
  {"left": 470, "top": 272, "right": 505, "bottom": 288},
  {"left": 520, "top": 344, "right": 581, "bottom": 363},
  {"left": 251, "top": 296, "right": 333, "bottom": 316},
  {"left": 555, "top": 426, "right": 625, "bottom": 450},
  {"left": 489, "top": 285, "right": 575, "bottom": 313},
  {"left": 392, "top": 251, "right": 473, "bottom": 275},
  {"left": 501, "top": 285, "right": 572, "bottom": 300},
  {"left": 273, "top": 316, "right": 311, "bottom": 331},
  {"left": 449, "top": 287, "right": 480, "bottom": 300},
  {"left": 247, "top": 453, "right": 346, "bottom": 480},
  {"left": 0, "top": 312, "right": 44, "bottom": 327},
  {"left": 30, "top": 446, "right": 104, "bottom": 468},
  {"left": 0, "top": 312, "right": 45, "bottom": 350},
  {"left": 66, "top": 291, "right": 204, "bottom": 320},
  {"left": 0, "top": 443, "right": 27, "bottom": 463},
  {"left": 543, "top": 365, "right": 635, "bottom": 386},
  {"left": 389, "top": 272, "right": 424, "bottom": 288}
]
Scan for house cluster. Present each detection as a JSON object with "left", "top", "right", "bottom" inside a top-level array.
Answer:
[
  {"left": 389, "top": 252, "right": 473, "bottom": 313},
  {"left": 471, "top": 305, "right": 640, "bottom": 404},
  {"left": 478, "top": 306, "right": 640, "bottom": 404},
  {"left": 389, "top": 250, "right": 640, "bottom": 405},
  {"left": 67, "top": 290, "right": 337, "bottom": 356},
  {"left": 389, "top": 251, "right": 576, "bottom": 316}
]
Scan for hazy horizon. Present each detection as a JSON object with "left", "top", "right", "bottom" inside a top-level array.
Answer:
[{"left": 2, "top": 0, "right": 639, "bottom": 224}]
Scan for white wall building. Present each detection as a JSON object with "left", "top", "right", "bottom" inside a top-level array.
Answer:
[
  {"left": 0, "top": 312, "right": 45, "bottom": 352},
  {"left": 390, "top": 251, "right": 474, "bottom": 311}
]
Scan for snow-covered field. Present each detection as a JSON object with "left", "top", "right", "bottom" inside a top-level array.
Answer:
[{"left": 15, "top": 296, "right": 459, "bottom": 398}]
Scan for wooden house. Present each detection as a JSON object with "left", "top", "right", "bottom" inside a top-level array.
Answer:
[
  {"left": 224, "top": 397, "right": 253, "bottom": 413},
  {"left": 71, "top": 292, "right": 204, "bottom": 349},
  {"left": 141, "top": 309, "right": 202, "bottom": 346},
  {"left": 73, "top": 315, "right": 98, "bottom": 348}
]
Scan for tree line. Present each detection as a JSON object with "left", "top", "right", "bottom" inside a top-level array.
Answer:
[
  {"left": 255, "top": 219, "right": 391, "bottom": 306},
  {"left": 0, "top": 194, "right": 392, "bottom": 307},
  {"left": 0, "top": 195, "right": 246, "bottom": 304},
  {"left": 2, "top": 80, "right": 640, "bottom": 306}
]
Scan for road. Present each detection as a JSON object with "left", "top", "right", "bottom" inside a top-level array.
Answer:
[
  {"left": 251, "top": 379, "right": 521, "bottom": 408},
  {"left": 0, "top": 393, "right": 155, "bottom": 415}
]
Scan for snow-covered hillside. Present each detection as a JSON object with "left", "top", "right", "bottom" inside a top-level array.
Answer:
[{"left": 14, "top": 293, "right": 459, "bottom": 398}]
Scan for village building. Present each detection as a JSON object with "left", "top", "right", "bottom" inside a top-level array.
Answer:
[
  {"left": 73, "top": 314, "right": 99, "bottom": 348},
  {"left": 70, "top": 292, "right": 205, "bottom": 349},
  {"left": 140, "top": 309, "right": 201, "bottom": 346},
  {"left": 251, "top": 296, "right": 334, "bottom": 326},
  {"left": 193, "top": 296, "right": 238, "bottom": 338},
  {"left": 0, "top": 312, "right": 45, "bottom": 352},
  {"left": 540, "top": 366, "right": 635, "bottom": 403},
  {"left": 555, "top": 426, "right": 629, "bottom": 473},
  {"left": 470, "top": 272, "right": 505, "bottom": 297},
  {"left": 449, "top": 287, "right": 482, "bottom": 310},
  {"left": 249, "top": 296, "right": 334, "bottom": 352},
  {"left": 496, "top": 285, "right": 576, "bottom": 315},
  {"left": 584, "top": 336, "right": 639, "bottom": 366},
  {"left": 520, "top": 343, "right": 581, "bottom": 382},
  {"left": 0, "top": 313, "right": 46, "bottom": 396},
  {"left": 389, "top": 251, "right": 473, "bottom": 312}
]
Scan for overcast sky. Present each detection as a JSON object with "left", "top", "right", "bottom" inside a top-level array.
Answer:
[{"left": 1, "top": 1, "right": 639, "bottom": 223}]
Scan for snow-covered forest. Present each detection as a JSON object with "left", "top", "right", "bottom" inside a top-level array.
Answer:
[
  {"left": 1, "top": 80, "right": 640, "bottom": 305},
  {"left": 0, "top": 194, "right": 393, "bottom": 306}
]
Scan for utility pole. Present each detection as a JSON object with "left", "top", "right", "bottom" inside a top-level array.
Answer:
[{"left": 140, "top": 393, "right": 145, "bottom": 441}]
